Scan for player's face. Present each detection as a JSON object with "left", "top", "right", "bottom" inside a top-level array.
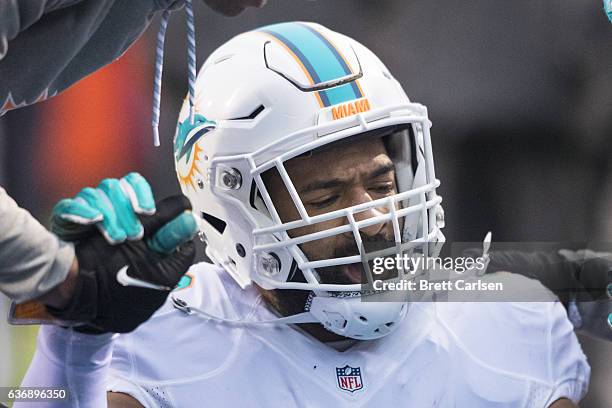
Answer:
[{"left": 264, "top": 137, "right": 398, "bottom": 284}]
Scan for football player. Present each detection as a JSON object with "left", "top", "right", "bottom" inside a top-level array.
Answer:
[{"left": 17, "top": 23, "right": 590, "bottom": 408}]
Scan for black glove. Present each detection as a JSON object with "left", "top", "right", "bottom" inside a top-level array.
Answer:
[
  {"left": 47, "top": 195, "right": 196, "bottom": 334},
  {"left": 464, "top": 247, "right": 612, "bottom": 341},
  {"left": 468, "top": 248, "right": 611, "bottom": 304}
]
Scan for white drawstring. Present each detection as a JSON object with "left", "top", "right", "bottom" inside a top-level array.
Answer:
[
  {"left": 185, "top": 0, "right": 197, "bottom": 125},
  {"left": 152, "top": 0, "right": 198, "bottom": 146}
]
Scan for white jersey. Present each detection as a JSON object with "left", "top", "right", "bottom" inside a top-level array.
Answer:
[{"left": 107, "top": 262, "right": 590, "bottom": 408}]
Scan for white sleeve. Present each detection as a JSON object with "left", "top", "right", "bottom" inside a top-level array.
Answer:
[
  {"left": 545, "top": 301, "right": 591, "bottom": 406},
  {"left": 15, "top": 325, "right": 115, "bottom": 408}
]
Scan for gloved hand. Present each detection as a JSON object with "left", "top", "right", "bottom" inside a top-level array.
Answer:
[
  {"left": 467, "top": 246, "right": 612, "bottom": 341},
  {"left": 47, "top": 174, "right": 198, "bottom": 333},
  {"left": 558, "top": 249, "right": 612, "bottom": 338},
  {"left": 557, "top": 249, "right": 612, "bottom": 301},
  {"left": 51, "top": 172, "right": 156, "bottom": 245}
]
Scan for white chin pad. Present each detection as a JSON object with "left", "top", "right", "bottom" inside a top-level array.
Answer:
[{"left": 308, "top": 294, "right": 409, "bottom": 340}]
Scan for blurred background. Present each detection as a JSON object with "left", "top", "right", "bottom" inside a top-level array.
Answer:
[{"left": 0, "top": 0, "right": 611, "bottom": 405}]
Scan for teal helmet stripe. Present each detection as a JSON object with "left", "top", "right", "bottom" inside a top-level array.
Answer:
[
  {"left": 298, "top": 23, "right": 363, "bottom": 101},
  {"left": 259, "top": 22, "right": 363, "bottom": 107},
  {"left": 321, "top": 83, "right": 362, "bottom": 107}
]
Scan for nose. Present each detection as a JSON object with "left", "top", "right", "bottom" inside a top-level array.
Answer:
[{"left": 350, "top": 190, "right": 387, "bottom": 238}]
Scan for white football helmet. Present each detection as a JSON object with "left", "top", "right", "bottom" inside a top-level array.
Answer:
[{"left": 173, "top": 22, "right": 445, "bottom": 339}]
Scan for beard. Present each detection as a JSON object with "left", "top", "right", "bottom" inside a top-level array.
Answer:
[
  {"left": 315, "top": 232, "right": 399, "bottom": 285},
  {"left": 261, "top": 231, "right": 399, "bottom": 319}
]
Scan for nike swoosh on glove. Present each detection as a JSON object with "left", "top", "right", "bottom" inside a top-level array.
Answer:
[{"left": 47, "top": 195, "right": 197, "bottom": 334}]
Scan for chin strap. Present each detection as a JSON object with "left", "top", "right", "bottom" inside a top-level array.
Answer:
[{"left": 171, "top": 296, "right": 316, "bottom": 325}]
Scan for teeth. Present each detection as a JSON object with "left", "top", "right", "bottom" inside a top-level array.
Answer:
[
  {"left": 330, "top": 288, "right": 379, "bottom": 298},
  {"left": 330, "top": 291, "right": 361, "bottom": 298}
]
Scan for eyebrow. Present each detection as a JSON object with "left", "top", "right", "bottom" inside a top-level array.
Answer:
[
  {"left": 298, "top": 161, "right": 395, "bottom": 194},
  {"left": 368, "top": 162, "right": 395, "bottom": 180}
]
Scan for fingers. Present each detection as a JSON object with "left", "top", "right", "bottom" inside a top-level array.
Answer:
[
  {"left": 121, "top": 172, "right": 156, "bottom": 215},
  {"left": 98, "top": 179, "right": 144, "bottom": 242},
  {"left": 53, "top": 197, "right": 103, "bottom": 224},
  {"left": 147, "top": 212, "right": 198, "bottom": 254},
  {"left": 96, "top": 173, "right": 156, "bottom": 242},
  {"left": 72, "top": 186, "right": 128, "bottom": 243},
  {"left": 140, "top": 195, "right": 192, "bottom": 237},
  {"left": 51, "top": 174, "right": 197, "bottom": 261},
  {"left": 51, "top": 172, "right": 156, "bottom": 245},
  {"left": 157, "top": 240, "right": 197, "bottom": 287},
  {"left": 51, "top": 197, "right": 104, "bottom": 241}
]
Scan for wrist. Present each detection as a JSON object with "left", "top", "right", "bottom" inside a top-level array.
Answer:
[{"left": 38, "top": 257, "right": 80, "bottom": 309}]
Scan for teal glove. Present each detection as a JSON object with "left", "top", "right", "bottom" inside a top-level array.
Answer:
[
  {"left": 48, "top": 195, "right": 198, "bottom": 333},
  {"left": 51, "top": 172, "right": 197, "bottom": 255},
  {"left": 51, "top": 172, "right": 156, "bottom": 244},
  {"left": 605, "top": 0, "right": 612, "bottom": 23}
]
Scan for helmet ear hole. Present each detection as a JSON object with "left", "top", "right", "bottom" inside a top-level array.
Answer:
[
  {"left": 287, "top": 260, "right": 306, "bottom": 283},
  {"left": 249, "top": 181, "right": 271, "bottom": 217},
  {"left": 201, "top": 212, "right": 227, "bottom": 234}
]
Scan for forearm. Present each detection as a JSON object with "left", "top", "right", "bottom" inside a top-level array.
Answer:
[
  {"left": 0, "top": 0, "right": 74, "bottom": 60},
  {"left": 15, "top": 325, "right": 115, "bottom": 408},
  {"left": 0, "top": 187, "right": 75, "bottom": 303},
  {"left": 484, "top": 249, "right": 578, "bottom": 303},
  {"left": 36, "top": 258, "right": 80, "bottom": 309},
  {"left": 0, "top": 0, "right": 160, "bottom": 114},
  {"left": 477, "top": 246, "right": 612, "bottom": 340},
  {"left": 471, "top": 247, "right": 609, "bottom": 303}
]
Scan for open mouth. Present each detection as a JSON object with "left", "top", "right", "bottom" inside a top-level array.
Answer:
[
  {"left": 342, "top": 263, "right": 365, "bottom": 284},
  {"left": 317, "top": 263, "right": 365, "bottom": 286},
  {"left": 319, "top": 258, "right": 399, "bottom": 286}
]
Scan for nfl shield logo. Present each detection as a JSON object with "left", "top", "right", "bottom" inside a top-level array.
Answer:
[{"left": 336, "top": 365, "right": 363, "bottom": 393}]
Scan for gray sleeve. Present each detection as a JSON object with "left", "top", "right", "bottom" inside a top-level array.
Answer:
[
  {"left": 0, "top": 0, "right": 182, "bottom": 113},
  {"left": 0, "top": 1, "right": 84, "bottom": 60},
  {"left": 0, "top": 187, "right": 74, "bottom": 303}
]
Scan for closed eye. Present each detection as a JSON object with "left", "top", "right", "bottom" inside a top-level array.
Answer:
[
  {"left": 370, "top": 183, "right": 394, "bottom": 194},
  {"left": 308, "top": 195, "right": 339, "bottom": 209}
]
